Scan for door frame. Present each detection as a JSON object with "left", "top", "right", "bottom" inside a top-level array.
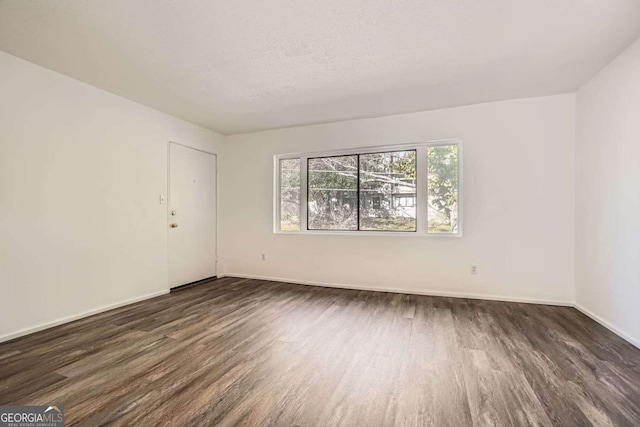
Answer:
[{"left": 167, "top": 140, "right": 218, "bottom": 289}]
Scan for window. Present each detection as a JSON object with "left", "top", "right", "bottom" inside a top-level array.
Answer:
[
  {"left": 427, "top": 145, "right": 459, "bottom": 234},
  {"left": 359, "top": 150, "right": 416, "bottom": 231},
  {"left": 275, "top": 140, "right": 462, "bottom": 236},
  {"left": 279, "top": 158, "right": 301, "bottom": 231},
  {"left": 308, "top": 155, "right": 358, "bottom": 230}
]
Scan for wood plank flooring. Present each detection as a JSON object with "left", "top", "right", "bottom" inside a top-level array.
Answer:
[{"left": 1, "top": 277, "right": 640, "bottom": 426}]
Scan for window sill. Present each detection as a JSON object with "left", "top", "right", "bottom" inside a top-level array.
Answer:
[{"left": 274, "top": 230, "right": 462, "bottom": 238}]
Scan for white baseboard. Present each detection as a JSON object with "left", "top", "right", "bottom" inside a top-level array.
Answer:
[
  {"left": 0, "top": 289, "right": 170, "bottom": 343},
  {"left": 221, "top": 274, "right": 640, "bottom": 349},
  {"left": 573, "top": 303, "right": 640, "bottom": 350},
  {"left": 5, "top": 277, "right": 637, "bottom": 352},
  {"left": 219, "top": 273, "right": 573, "bottom": 306}
]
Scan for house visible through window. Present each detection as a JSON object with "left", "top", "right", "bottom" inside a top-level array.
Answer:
[{"left": 359, "top": 150, "right": 416, "bottom": 231}]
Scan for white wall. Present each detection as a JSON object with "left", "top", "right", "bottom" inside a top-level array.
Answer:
[
  {"left": 575, "top": 38, "right": 640, "bottom": 347},
  {"left": 0, "top": 51, "right": 223, "bottom": 341},
  {"left": 220, "top": 95, "right": 576, "bottom": 304},
  {"left": 4, "top": 35, "right": 638, "bottom": 349}
]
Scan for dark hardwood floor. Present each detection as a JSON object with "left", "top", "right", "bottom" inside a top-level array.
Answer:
[{"left": 1, "top": 277, "right": 639, "bottom": 426}]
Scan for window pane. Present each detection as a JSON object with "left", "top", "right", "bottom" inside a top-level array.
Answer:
[
  {"left": 308, "top": 156, "right": 358, "bottom": 230},
  {"left": 279, "top": 158, "right": 300, "bottom": 231},
  {"left": 359, "top": 151, "right": 416, "bottom": 231},
  {"left": 427, "top": 145, "right": 459, "bottom": 233}
]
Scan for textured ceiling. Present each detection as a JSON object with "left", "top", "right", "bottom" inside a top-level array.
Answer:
[{"left": 0, "top": 1, "right": 639, "bottom": 135}]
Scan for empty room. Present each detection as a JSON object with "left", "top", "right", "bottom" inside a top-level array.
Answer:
[{"left": 1, "top": 1, "right": 639, "bottom": 426}]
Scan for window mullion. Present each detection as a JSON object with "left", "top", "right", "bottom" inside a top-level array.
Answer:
[
  {"left": 300, "top": 156, "right": 309, "bottom": 232},
  {"left": 357, "top": 154, "right": 361, "bottom": 231}
]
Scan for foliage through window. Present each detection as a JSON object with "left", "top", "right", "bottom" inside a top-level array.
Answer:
[
  {"left": 308, "top": 156, "right": 358, "bottom": 230},
  {"left": 279, "top": 158, "right": 300, "bottom": 231},
  {"left": 275, "top": 141, "right": 461, "bottom": 235},
  {"left": 427, "top": 145, "right": 459, "bottom": 233}
]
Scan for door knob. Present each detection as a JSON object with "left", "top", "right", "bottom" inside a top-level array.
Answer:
[
  {"left": 170, "top": 223, "right": 179, "bottom": 228},
  {"left": 171, "top": 210, "right": 177, "bottom": 216}
]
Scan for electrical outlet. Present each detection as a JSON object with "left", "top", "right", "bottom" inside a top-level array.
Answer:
[
  {"left": 470, "top": 265, "right": 478, "bottom": 275},
  {"left": 261, "top": 253, "right": 266, "bottom": 261}
]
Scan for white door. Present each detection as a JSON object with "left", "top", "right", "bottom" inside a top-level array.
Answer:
[{"left": 168, "top": 142, "right": 217, "bottom": 287}]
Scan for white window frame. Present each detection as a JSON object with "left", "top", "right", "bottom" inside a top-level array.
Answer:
[{"left": 274, "top": 139, "right": 463, "bottom": 237}]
